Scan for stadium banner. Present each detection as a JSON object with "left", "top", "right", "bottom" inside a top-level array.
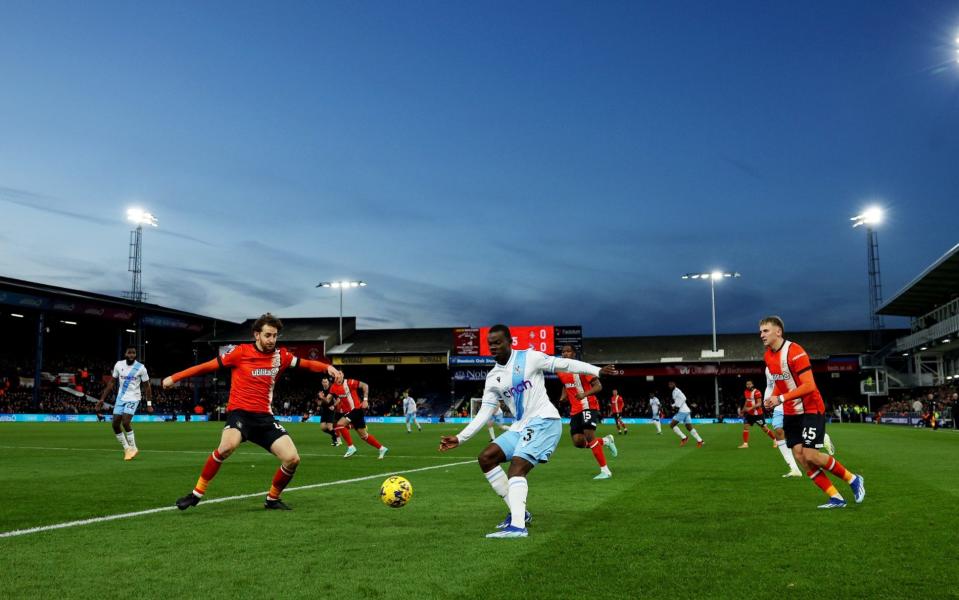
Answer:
[
  {"left": 332, "top": 355, "right": 447, "bottom": 366},
  {"left": 453, "top": 328, "right": 481, "bottom": 355},
  {"left": 554, "top": 325, "right": 583, "bottom": 356},
  {"left": 452, "top": 369, "right": 489, "bottom": 381},
  {"left": 614, "top": 360, "right": 856, "bottom": 377},
  {"left": 450, "top": 355, "right": 495, "bottom": 366},
  {"left": 0, "top": 414, "right": 208, "bottom": 422},
  {"left": 282, "top": 343, "right": 327, "bottom": 362}
]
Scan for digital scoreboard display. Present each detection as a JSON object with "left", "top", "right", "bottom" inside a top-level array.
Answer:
[{"left": 479, "top": 325, "right": 555, "bottom": 355}]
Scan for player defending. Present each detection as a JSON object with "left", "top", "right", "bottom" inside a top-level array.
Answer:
[
  {"left": 330, "top": 374, "right": 389, "bottom": 459},
  {"left": 95, "top": 346, "right": 153, "bottom": 460},
  {"left": 164, "top": 313, "right": 342, "bottom": 511},
  {"left": 402, "top": 389, "right": 421, "bottom": 433},
  {"left": 760, "top": 316, "right": 865, "bottom": 508},
  {"left": 738, "top": 380, "right": 775, "bottom": 448},
  {"left": 668, "top": 381, "right": 703, "bottom": 447},
  {"left": 610, "top": 389, "right": 627, "bottom": 434},
  {"left": 557, "top": 345, "right": 618, "bottom": 480},
  {"left": 439, "top": 325, "right": 617, "bottom": 538},
  {"left": 313, "top": 386, "right": 341, "bottom": 446},
  {"left": 648, "top": 391, "right": 662, "bottom": 434}
]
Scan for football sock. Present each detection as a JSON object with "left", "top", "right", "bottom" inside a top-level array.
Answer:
[
  {"left": 115, "top": 432, "right": 129, "bottom": 449},
  {"left": 764, "top": 428, "right": 776, "bottom": 440},
  {"left": 808, "top": 467, "right": 842, "bottom": 499},
  {"left": 672, "top": 426, "right": 687, "bottom": 440},
  {"left": 654, "top": 421, "right": 661, "bottom": 433},
  {"left": 588, "top": 438, "right": 607, "bottom": 467},
  {"left": 488, "top": 426, "right": 496, "bottom": 441},
  {"left": 824, "top": 457, "right": 855, "bottom": 484},
  {"left": 194, "top": 449, "right": 226, "bottom": 497},
  {"left": 267, "top": 464, "right": 296, "bottom": 501},
  {"left": 326, "top": 429, "right": 338, "bottom": 443},
  {"left": 743, "top": 429, "right": 750, "bottom": 444},
  {"left": 507, "top": 477, "right": 529, "bottom": 528},
  {"left": 124, "top": 430, "right": 136, "bottom": 449},
  {"left": 690, "top": 428, "right": 703, "bottom": 442},
  {"left": 363, "top": 434, "right": 383, "bottom": 450},
  {"left": 776, "top": 440, "right": 799, "bottom": 471},
  {"left": 336, "top": 426, "right": 353, "bottom": 446},
  {"left": 484, "top": 467, "right": 510, "bottom": 507}
]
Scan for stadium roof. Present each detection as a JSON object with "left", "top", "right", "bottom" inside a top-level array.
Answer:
[
  {"left": 194, "top": 317, "right": 349, "bottom": 344},
  {"left": 327, "top": 328, "right": 452, "bottom": 355},
  {"left": 0, "top": 275, "right": 221, "bottom": 325},
  {"left": 878, "top": 242, "right": 959, "bottom": 317},
  {"left": 583, "top": 330, "right": 903, "bottom": 364}
]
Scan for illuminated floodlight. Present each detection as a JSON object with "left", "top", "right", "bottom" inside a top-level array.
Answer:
[
  {"left": 850, "top": 206, "right": 883, "bottom": 228},
  {"left": 127, "top": 207, "right": 158, "bottom": 227},
  {"left": 10, "top": 313, "right": 24, "bottom": 318},
  {"left": 316, "top": 280, "right": 368, "bottom": 344}
]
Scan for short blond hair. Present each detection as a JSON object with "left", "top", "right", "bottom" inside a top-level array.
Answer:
[{"left": 759, "top": 315, "right": 784, "bottom": 332}]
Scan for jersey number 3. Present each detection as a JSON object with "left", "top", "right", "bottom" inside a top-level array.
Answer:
[{"left": 522, "top": 428, "right": 534, "bottom": 442}]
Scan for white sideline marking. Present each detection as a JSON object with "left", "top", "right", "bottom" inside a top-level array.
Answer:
[
  {"left": 0, "top": 459, "right": 474, "bottom": 539},
  {"left": 0, "top": 445, "right": 460, "bottom": 460}
]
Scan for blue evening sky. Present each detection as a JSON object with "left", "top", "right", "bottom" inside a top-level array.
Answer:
[{"left": 1, "top": 1, "right": 957, "bottom": 336}]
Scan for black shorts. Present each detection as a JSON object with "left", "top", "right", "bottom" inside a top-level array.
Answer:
[
  {"left": 570, "top": 409, "right": 600, "bottom": 435},
  {"left": 745, "top": 413, "right": 767, "bottom": 427},
  {"left": 343, "top": 408, "right": 366, "bottom": 429},
  {"left": 225, "top": 410, "right": 289, "bottom": 451},
  {"left": 319, "top": 407, "right": 336, "bottom": 424},
  {"left": 783, "top": 413, "right": 826, "bottom": 449}
]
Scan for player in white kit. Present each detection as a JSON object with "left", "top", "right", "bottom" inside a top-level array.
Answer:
[
  {"left": 649, "top": 391, "right": 662, "bottom": 434},
  {"left": 667, "top": 381, "right": 703, "bottom": 447},
  {"left": 439, "top": 325, "right": 616, "bottom": 538},
  {"left": 402, "top": 389, "right": 421, "bottom": 433},
  {"left": 95, "top": 346, "right": 153, "bottom": 460}
]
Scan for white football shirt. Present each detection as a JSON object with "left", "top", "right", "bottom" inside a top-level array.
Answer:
[
  {"left": 112, "top": 360, "right": 149, "bottom": 403},
  {"left": 671, "top": 387, "right": 690, "bottom": 413},
  {"left": 403, "top": 396, "right": 417, "bottom": 415}
]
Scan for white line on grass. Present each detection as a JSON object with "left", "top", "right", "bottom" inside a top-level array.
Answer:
[
  {"left": 0, "top": 445, "right": 460, "bottom": 460},
  {"left": 0, "top": 459, "right": 475, "bottom": 539}
]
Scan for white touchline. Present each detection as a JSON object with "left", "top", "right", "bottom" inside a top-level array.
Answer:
[
  {"left": 0, "top": 459, "right": 475, "bottom": 539},
  {"left": 0, "top": 445, "right": 462, "bottom": 460}
]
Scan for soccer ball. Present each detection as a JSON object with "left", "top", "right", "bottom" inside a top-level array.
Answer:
[{"left": 380, "top": 475, "right": 413, "bottom": 508}]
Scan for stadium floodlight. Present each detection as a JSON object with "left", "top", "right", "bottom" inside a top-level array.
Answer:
[
  {"left": 316, "top": 280, "right": 367, "bottom": 344},
  {"left": 10, "top": 313, "right": 24, "bottom": 318},
  {"left": 682, "top": 270, "right": 740, "bottom": 417},
  {"left": 126, "top": 207, "right": 158, "bottom": 227},
  {"left": 850, "top": 206, "right": 883, "bottom": 228}
]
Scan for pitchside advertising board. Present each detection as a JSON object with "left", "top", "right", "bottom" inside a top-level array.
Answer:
[{"left": 454, "top": 325, "right": 582, "bottom": 356}]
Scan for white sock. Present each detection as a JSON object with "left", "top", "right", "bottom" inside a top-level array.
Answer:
[
  {"left": 115, "top": 432, "right": 129, "bottom": 449},
  {"left": 777, "top": 440, "right": 799, "bottom": 472},
  {"left": 124, "top": 430, "right": 136, "bottom": 449},
  {"left": 484, "top": 467, "right": 510, "bottom": 507},
  {"left": 690, "top": 428, "right": 702, "bottom": 442},
  {"left": 507, "top": 476, "right": 528, "bottom": 528},
  {"left": 600, "top": 465, "right": 611, "bottom": 475},
  {"left": 655, "top": 421, "right": 662, "bottom": 433},
  {"left": 672, "top": 425, "right": 687, "bottom": 440},
  {"left": 488, "top": 426, "right": 496, "bottom": 441},
  {"left": 406, "top": 423, "right": 411, "bottom": 432}
]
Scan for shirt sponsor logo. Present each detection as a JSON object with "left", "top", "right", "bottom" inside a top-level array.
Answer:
[
  {"left": 501, "top": 380, "right": 532, "bottom": 399},
  {"left": 251, "top": 368, "right": 280, "bottom": 377},
  {"left": 769, "top": 373, "right": 792, "bottom": 381}
]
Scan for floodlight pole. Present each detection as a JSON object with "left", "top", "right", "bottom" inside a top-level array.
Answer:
[
  {"left": 710, "top": 276, "right": 719, "bottom": 418},
  {"left": 316, "top": 281, "right": 367, "bottom": 346},
  {"left": 866, "top": 225, "right": 884, "bottom": 348}
]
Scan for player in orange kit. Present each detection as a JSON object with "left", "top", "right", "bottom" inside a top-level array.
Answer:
[
  {"left": 556, "top": 345, "right": 618, "bottom": 479},
  {"left": 327, "top": 374, "right": 389, "bottom": 459},
  {"left": 760, "top": 316, "right": 865, "bottom": 509},
  {"left": 738, "top": 379, "right": 775, "bottom": 448},
  {"left": 164, "top": 313, "right": 341, "bottom": 511}
]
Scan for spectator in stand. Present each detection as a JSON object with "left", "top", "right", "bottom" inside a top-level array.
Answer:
[{"left": 912, "top": 398, "right": 923, "bottom": 413}]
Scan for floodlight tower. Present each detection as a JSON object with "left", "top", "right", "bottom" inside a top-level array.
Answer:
[
  {"left": 316, "top": 280, "right": 367, "bottom": 345},
  {"left": 124, "top": 208, "right": 158, "bottom": 360},
  {"left": 851, "top": 207, "right": 884, "bottom": 348},
  {"left": 682, "top": 270, "right": 741, "bottom": 417}
]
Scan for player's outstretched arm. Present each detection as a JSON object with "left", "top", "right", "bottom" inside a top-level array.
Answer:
[
  {"left": 297, "top": 358, "right": 342, "bottom": 380},
  {"left": 163, "top": 358, "right": 220, "bottom": 389},
  {"left": 440, "top": 402, "right": 497, "bottom": 451}
]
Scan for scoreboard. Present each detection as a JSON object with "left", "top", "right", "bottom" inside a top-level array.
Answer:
[{"left": 479, "top": 325, "right": 583, "bottom": 356}]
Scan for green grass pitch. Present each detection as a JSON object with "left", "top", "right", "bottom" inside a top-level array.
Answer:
[{"left": 1, "top": 422, "right": 957, "bottom": 599}]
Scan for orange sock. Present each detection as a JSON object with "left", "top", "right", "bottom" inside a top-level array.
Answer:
[
  {"left": 824, "top": 457, "right": 855, "bottom": 483},
  {"left": 364, "top": 434, "right": 383, "bottom": 450},
  {"left": 764, "top": 428, "right": 776, "bottom": 440},
  {"left": 268, "top": 464, "right": 295, "bottom": 500},
  {"left": 807, "top": 468, "right": 840, "bottom": 498},
  {"left": 588, "top": 438, "right": 607, "bottom": 467},
  {"left": 742, "top": 429, "right": 750, "bottom": 444},
  {"left": 194, "top": 449, "right": 225, "bottom": 496},
  {"left": 336, "top": 426, "right": 353, "bottom": 446}
]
